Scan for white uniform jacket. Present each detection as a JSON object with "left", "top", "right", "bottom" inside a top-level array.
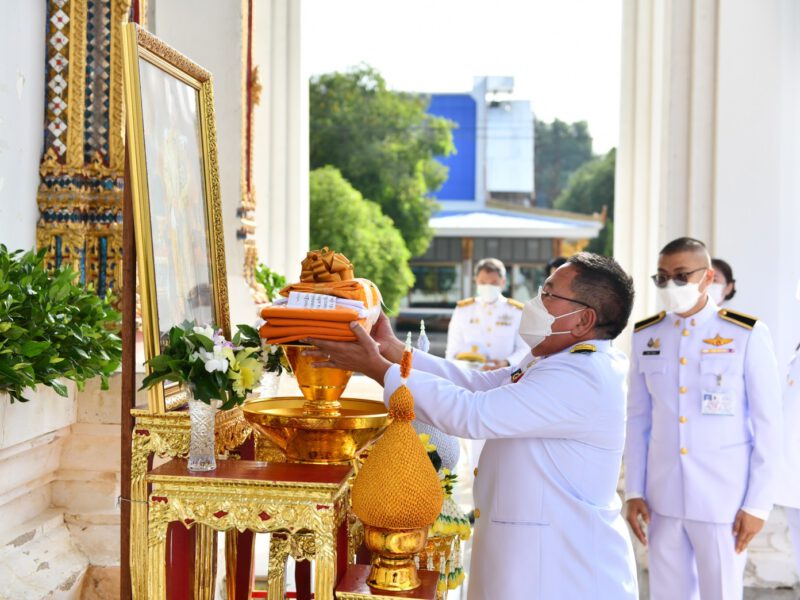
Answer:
[
  {"left": 383, "top": 341, "right": 638, "bottom": 600},
  {"left": 777, "top": 342, "right": 800, "bottom": 509},
  {"left": 624, "top": 299, "right": 782, "bottom": 523},
  {"left": 445, "top": 295, "right": 529, "bottom": 364}
]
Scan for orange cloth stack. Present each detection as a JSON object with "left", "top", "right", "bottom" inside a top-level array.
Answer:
[
  {"left": 351, "top": 349, "right": 444, "bottom": 529},
  {"left": 258, "top": 247, "right": 381, "bottom": 345}
]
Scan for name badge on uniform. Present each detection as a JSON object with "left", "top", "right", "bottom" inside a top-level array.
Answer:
[{"left": 701, "top": 390, "right": 734, "bottom": 416}]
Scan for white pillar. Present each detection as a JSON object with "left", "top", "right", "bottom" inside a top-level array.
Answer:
[
  {"left": 253, "top": 0, "right": 309, "bottom": 284},
  {"left": 0, "top": 0, "right": 45, "bottom": 252}
]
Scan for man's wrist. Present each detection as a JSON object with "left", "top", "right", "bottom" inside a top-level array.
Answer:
[
  {"left": 364, "top": 355, "right": 393, "bottom": 383},
  {"left": 384, "top": 338, "right": 406, "bottom": 364}
]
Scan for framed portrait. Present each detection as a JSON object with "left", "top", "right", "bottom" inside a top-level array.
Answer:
[{"left": 122, "top": 24, "right": 230, "bottom": 413}]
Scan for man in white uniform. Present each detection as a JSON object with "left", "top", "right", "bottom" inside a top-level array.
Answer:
[
  {"left": 625, "top": 237, "right": 782, "bottom": 600},
  {"left": 446, "top": 258, "right": 529, "bottom": 370},
  {"left": 309, "top": 253, "right": 639, "bottom": 599},
  {"left": 777, "top": 282, "right": 800, "bottom": 577}
]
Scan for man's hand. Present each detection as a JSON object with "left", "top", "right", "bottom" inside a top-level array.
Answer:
[
  {"left": 306, "top": 322, "right": 393, "bottom": 383},
  {"left": 732, "top": 509, "right": 764, "bottom": 554},
  {"left": 625, "top": 498, "right": 650, "bottom": 546},
  {"left": 482, "top": 359, "right": 509, "bottom": 371},
  {"left": 369, "top": 313, "right": 404, "bottom": 363}
]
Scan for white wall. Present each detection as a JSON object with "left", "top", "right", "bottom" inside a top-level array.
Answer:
[
  {"left": 254, "top": 0, "right": 309, "bottom": 283},
  {"left": 0, "top": 0, "right": 45, "bottom": 252}
]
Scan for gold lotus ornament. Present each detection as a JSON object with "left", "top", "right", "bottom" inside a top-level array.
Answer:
[{"left": 363, "top": 525, "right": 428, "bottom": 591}]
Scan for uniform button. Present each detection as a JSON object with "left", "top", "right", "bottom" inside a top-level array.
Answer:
[
  {"left": 690, "top": 318, "right": 696, "bottom": 327},
  {"left": 682, "top": 329, "right": 690, "bottom": 337},
  {"left": 487, "top": 342, "right": 491, "bottom": 347},
  {"left": 474, "top": 508, "right": 481, "bottom": 519},
  {"left": 679, "top": 416, "right": 687, "bottom": 424},
  {"left": 473, "top": 467, "right": 479, "bottom": 477},
  {"left": 680, "top": 357, "right": 688, "bottom": 366},
  {"left": 680, "top": 447, "right": 688, "bottom": 455},
  {"left": 790, "top": 380, "right": 795, "bottom": 386},
  {"left": 679, "top": 386, "right": 687, "bottom": 394},
  {"left": 674, "top": 320, "right": 681, "bottom": 327}
]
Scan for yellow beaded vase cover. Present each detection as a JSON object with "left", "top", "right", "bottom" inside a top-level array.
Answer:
[{"left": 351, "top": 351, "right": 444, "bottom": 529}]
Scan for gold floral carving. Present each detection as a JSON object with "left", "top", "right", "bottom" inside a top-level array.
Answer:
[
  {"left": 146, "top": 468, "right": 350, "bottom": 600},
  {"left": 109, "top": 0, "right": 133, "bottom": 171},
  {"left": 66, "top": 0, "right": 87, "bottom": 169},
  {"left": 135, "top": 27, "right": 211, "bottom": 82}
]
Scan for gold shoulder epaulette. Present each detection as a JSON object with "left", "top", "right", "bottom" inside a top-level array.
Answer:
[
  {"left": 570, "top": 343, "right": 596, "bottom": 354},
  {"left": 719, "top": 308, "right": 757, "bottom": 330},
  {"left": 634, "top": 311, "right": 666, "bottom": 333},
  {"left": 456, "top": 298, "right": 475, "bottom": 308},
  {"left": 506, "top": 298, "right": 524, "bottom": 309}
]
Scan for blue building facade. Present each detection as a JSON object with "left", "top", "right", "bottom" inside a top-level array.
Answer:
[{"left": 427, "top": 94, "right": 476, "bottom": 202}]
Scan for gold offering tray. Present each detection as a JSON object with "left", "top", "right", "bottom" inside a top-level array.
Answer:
[{"left": 243, "top": 397, "right": 391, "bottom": 464}]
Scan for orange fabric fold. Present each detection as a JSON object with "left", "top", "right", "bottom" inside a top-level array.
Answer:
[
  {"left": 278, "top": 279, "right": 379, "bottom": 304},
  {"left": 259, "top": 323, "right": 358, "bottom": 345},
  {"left": 260, "top": 306, "right": 360, "bottom": 322}
]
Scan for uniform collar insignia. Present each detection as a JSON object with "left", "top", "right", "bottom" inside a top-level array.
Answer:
[
  {"left": 570, "top": 343, "right": 597, "bottom": 354},
  {"left": 703, "top": 334, "right": 733, "bottom": 347},
  {"left": 647, "top": 337, "right": 660, "bottom": 349}
]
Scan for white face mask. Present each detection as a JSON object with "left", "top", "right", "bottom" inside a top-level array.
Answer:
[
  {"left": 657, "top": 281, "right": 703, "bottom": 314},
  {"left": 519, "top": 292, "right": 585, "bottom": 349},
  {"left": 708, "top": 282, "right": 726, "bottom": 306},
  {"left": 476, "top": 284, "right": 502, "bottom": 304}
]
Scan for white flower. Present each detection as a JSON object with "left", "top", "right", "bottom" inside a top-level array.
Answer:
[
  {"left": 197, "top": 345, "right": 229, "bottom": 373},
  {"left": 193, "top": 325, "right": 215, "bottom": 340}
]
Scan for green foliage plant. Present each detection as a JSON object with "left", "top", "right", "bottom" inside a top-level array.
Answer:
[
  {"left": 310, "top": 65, "right": 455, "bottom": 257},
  {"left": 0, "top": 246, "right": 122, "bottom": 402},
  {"left": 254, "top": 264, "right": 287, "bottom": 303},
  {"left": 309, "top": 166, "right": 415, "bottom": 314}
]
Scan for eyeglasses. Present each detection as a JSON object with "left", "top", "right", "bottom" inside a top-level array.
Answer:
[
  {"left": 539, "top": 286, "right": 595, "bottom": 310},
  {"left": 650, "top": 267, "right": 708, "bottom": 288}
]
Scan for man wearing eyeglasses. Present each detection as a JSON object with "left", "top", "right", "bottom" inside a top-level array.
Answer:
[
  {"left": 308, "top": 252, "right": 639, "bottom": 599},
  {"left": 624, "top": 237, "right": 782, "bottom": 600}
]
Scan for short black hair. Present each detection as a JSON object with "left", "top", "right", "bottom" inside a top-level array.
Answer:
[
  {"left": 546, "top": 256, "right": 568, "bottom": 276},
  {"left": 711, "top": 258, "right": 737, "bottom": 301},
  {"left": 566, "top": 252, "right": 635, "bottom": 340},
  {"left": 659, "top": 237, "right": 709, "bottom": 258},
  {"left": 474, "top": 257, "right": 506, "bottom": 279}
]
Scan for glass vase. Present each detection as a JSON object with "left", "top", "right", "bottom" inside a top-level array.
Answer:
[{"left": 188, "top": 395, "right": 219, "bottom": 471}]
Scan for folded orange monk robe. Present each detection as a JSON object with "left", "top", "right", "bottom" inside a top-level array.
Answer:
[
  {"left": 259, "top": 247, "right": 382, "bottom": 345},
  {"left": 260, "top": 306, "right": 361, "bottom": 322}
]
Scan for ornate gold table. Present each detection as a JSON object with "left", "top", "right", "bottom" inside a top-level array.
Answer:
[
  {"left": 146, "top": 458, "right": 352, "bottom": 600},
  {"left": 129, "top": 408, "right": 251, "bottom": 600}
]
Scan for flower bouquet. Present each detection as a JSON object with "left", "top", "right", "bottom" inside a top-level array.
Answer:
[{"left": 140, "top": 322, "right": 277, "bottom": 470}]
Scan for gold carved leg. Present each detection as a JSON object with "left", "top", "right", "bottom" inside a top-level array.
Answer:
[
  {"left": 148, "top": 521, "right": 168, "bottom": 600},
  {"left": 194, "top": 525, "right": 217, "bottom": 600},
  {"left": 130, "top": 434, "right": 150, "bottom": 600},
  {"left": 314, "top": 529, "right": 336, "bottom": 600},
  {"left": 268, "top": 533, "right": 291, "bottom": 600}
]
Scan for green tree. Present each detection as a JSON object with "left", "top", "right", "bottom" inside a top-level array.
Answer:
[
  {"left": 554, "top": 148, "right": 616, "bottom": 255},
  {"left": 310, "top": 166, "right": 414, "bottom": 312},
  {"left": 535, "top": 119, "right": 594, "bottom": 207},
  {"left": 310, "top": 65, "right": 455, "bottom": 256}
]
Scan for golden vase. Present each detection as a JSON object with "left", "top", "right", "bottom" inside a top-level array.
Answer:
[
  {"left": 281, "top": 344, "right": 352, "bottom": 413},
  {"left": 363, "top": 525, "right": 428, "bottom": 591}
]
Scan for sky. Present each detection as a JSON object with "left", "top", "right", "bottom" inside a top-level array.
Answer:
[{"left": 302, "top": 0, "right": 622, "bottom": 154}]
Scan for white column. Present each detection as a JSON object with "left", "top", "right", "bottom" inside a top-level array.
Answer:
[
  {"left": 0, "top": 0, "right": 45, "bottom": 252},
  {"left": 253, "top": 0, "right": 309, "bottom": 283}
]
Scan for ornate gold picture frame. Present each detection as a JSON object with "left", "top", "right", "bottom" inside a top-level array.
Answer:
[{"left": 122, "top": 24, "right": 230, "bottom": 413}]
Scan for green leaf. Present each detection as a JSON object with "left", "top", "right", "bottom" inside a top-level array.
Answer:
[
  {"left": 21, "top": 340, "right": 50, "bottom": 357},
  {"left": 50, "top": 379, "right": 69, "bottom": 397}
]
